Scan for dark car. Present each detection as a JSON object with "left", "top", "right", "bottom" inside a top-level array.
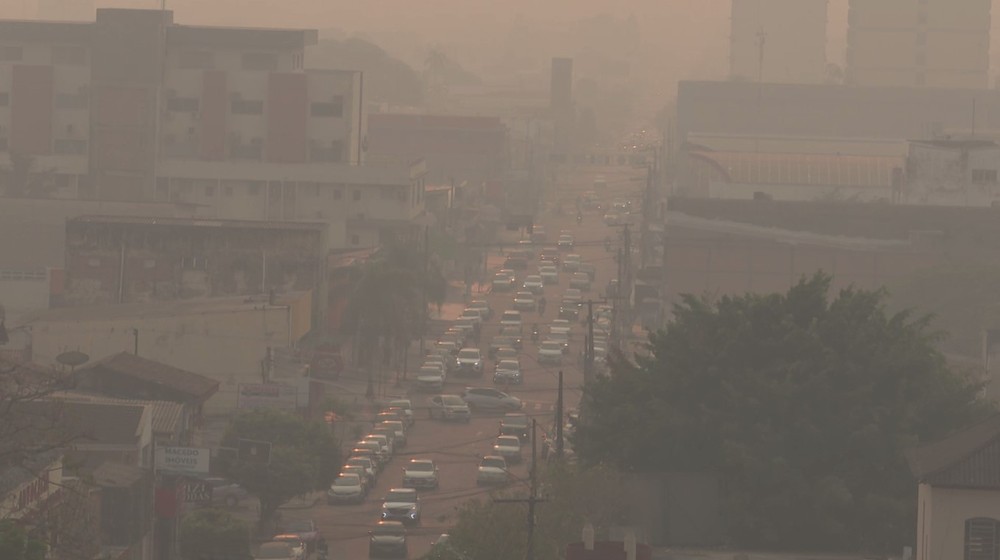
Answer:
[
  {"left": 503, "top": 256, "right": 528, "bottom": 270},
  {"left": 499, "top": 412, "right": 531, "bottom": 442},
  {"left": 538, "top": 247, "right": 561, "bottom": 267}
]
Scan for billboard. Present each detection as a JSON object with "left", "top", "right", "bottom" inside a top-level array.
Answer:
[
  {"left": 236, "top": 383, "right": 298, "bottom": 409},
  {"left": 155, "top": 446, "right": 210, "bottom": 474}
]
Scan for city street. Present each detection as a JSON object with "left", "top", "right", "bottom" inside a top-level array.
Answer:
[{"left": 282, "top": 164, "right": 646, "bottom": 560}]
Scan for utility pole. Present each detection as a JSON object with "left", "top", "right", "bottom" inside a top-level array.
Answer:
[
  {"left": 132, "top": 328, "right": 139, "bottom": 356},
  {"left": 555, "top": 370, "right": 564, "bottom": 460},
  {"left": 581, "top": 298, "right": 605, "bottom": 383},
  {"left": 418, "top": 225, "right": 430, "bottom": 361},
  {"left": 494, "top": 419, "right": 546, "bottom": 560}
]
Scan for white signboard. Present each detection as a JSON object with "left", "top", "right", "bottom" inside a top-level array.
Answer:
[
  {"left": 237, "top": 383, "right": 299, "bottom": 409},
  {"left": 155, "top": 446, "right": 210, "bottom": 474}
]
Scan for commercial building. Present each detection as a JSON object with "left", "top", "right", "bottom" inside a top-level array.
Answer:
[
  {"left": 0, "top": 8, "right": 427, "bottom": 249},
  {"left": 846, "top": 0, "right": 991, "bottom": 89},
  {"left": 729, "top": 0, "right": 828, "bottom": 84}
]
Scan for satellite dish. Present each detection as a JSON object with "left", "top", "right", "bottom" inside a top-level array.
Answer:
[{"left": 56, "top": 351, "right": 90, "bottom": 368}]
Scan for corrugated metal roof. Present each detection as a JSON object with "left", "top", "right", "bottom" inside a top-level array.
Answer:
[
  {"left": 83, "top": 352, "right": 219, "bottom": 401},
  {"left": 51, "top": 391, "right": 183, "bottom": 436},
  {"left": 907, "top": 414, "right": 1000, "bottom": 488},
  {"left": 689, "top": 151, "right": 905, "bottom": 188}
]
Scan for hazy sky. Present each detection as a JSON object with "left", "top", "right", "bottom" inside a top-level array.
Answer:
[{"left": 3, "top": 0, "right": 997, "bottom": 94}]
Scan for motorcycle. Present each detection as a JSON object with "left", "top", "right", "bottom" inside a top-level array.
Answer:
[
  {"left": 576, "top": 213, "right": 583, "bottom": 224},
  {"left": 531, "top": 328, "right": 540, "bottom": 343}
]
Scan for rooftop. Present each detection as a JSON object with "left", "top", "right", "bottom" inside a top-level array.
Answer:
[
  {"left": 687, "top": 150, "right": 904, "bottom": 188},
  {"left": 51, "top": 391, "right": 185, "bottom": 436},
  {"left": 68, "top": 215, "right": 327, "bottom": 232},
  {"left": 23, "top": 291, "right": 310, "bottom": 323},
  {"left": 81, "top": 352, "right": 219, "bottom": 402},
  {"left": 907, "top": 414, "right": 1000, "bottom": 488}
]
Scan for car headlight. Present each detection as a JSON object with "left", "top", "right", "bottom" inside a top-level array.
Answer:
[
  {"left": 381, "top": 511, "right": 389, "bottom": 518},
  {"left": 409, "top": 512, "right": 417, "bottom": 518}
]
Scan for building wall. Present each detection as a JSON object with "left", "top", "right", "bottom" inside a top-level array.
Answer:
[
  {"left": 28, "top": 294, "right": 312, "bottom": 415},
  {"left": 907, "top": 143, "right": 1000, "bottom": 205},
  {"left": 729, "top": 0, "right": 827, "bottom": 84},
  {"left": 846, "top": 0, "right": 990, "bottom": 89},
  {"left": 918, "top": 484, "right": 1000, "bottom": 560},
  {"left": 64, "top": 220, "right": 324, "bottom": 306}
]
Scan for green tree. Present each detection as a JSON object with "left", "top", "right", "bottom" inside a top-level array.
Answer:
[
  {"left": 0, "top": 521, "right": 46, "bottom": 560},
  {"left": 342, "top": 236, "right": 447, "bottom": 393},
  {"left": 178, "top": 509, "right": 250, "bottom": 560},
  {"left": 425, "top": 463, "right": 631, "bottom": 560},
  {"left": 217, "top": 409, "right": 340, "bottom": 530},
  {"left": 572, "top": 273, "right": 991, "bottom": 553}
]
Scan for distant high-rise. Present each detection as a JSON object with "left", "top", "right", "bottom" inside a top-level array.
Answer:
[
  {"left": 729, "top": 0, "right": 828, "bottom": 84},
  {"left": 37, "top": 0, "right": 95, "bottom": 21},
  {"left": 846, "top": 0, "right": 990, "bottom": 89}
]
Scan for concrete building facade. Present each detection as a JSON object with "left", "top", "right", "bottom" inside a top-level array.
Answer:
[
  {"left": 729, "top": 0, "right": 828, "bottom": 84},
  {"left": 846, "top": 0, "right": 991, "bottom": 89}
]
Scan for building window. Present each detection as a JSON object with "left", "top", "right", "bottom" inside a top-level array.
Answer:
[
  {"left": 248, "top": 182, "right": 263, "bottom": 195},
  {"left": 167, "top": 97, "right": 200, "bottom": 112},
  {"left": 204, "top": 185, "right": 215, "bottom": 197},
  {"left": 916, "top": 72, "right": 925, "bottom": 86},
  {"left": 973, "top": 169, "right": 998, "bottom": 185},
  {"left": 333, "top": 189, "right": 342, "bottom": 200},
  {"left": 965, "top": 518, "right": 1000, "bottom": 560},
  {"left": 52, "top": 45, "right": 87, "bottom": 66},
  {"left": 0, "top": 46, "right": 23, "bottom": 62},
  {"left": 177, "top": 50, "right": 214, "bottom": 69},
  {"left": 310, "top": 96, "right": 344, "bottom": 117},
  {"left": 241, "top": 52, "right": 278, "bottom": 71},
  {"left": 352, "top": 190, "right": 361, "bottom": 202},
  {"left": 916, "top": 32, "right": 926, "bottom": 47},
  {"left": 53, "top": 139, "right": 87, "bottom": 155},
  {"left": 54, "top": 92, "right": 88, "bottom": 109},
  {"left": 0, "top": 92, "right": 9, "bottom": 106},
  {"left": 915, "top": 52, "right": 926, "bottom": 66},
  {"left": 350, "top": 234, "right": 360, "bottom": 245},
  {"left": 231, "top": 98, "right": 264, "bottom": 115}
]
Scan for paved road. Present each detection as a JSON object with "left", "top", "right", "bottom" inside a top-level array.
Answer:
[{"left": 281, "top": 165, "right": 644, "bottom": 560}]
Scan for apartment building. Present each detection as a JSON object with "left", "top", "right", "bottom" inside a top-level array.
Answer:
[
  {"left": 0, "top": 8, "right": 425, "bottom": 249},
  {"left": 846, "top": 0, "right": 991, "bottom": 89},
  {"left": 730, "top": 0, "right": 828, "bottom": 84}
]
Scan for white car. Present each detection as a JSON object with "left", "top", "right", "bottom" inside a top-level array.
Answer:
[
  {"left": 548, "top": 331, "right": 570, "bottom": 353},
  {"left": 327, "top": 473, "right": 365, "bottom": 504},
  {"left": 522, "top": 275, "right": 544, "bottom": 294},
  {"left": 550, "top": 320, "right": 572, "bottom": 336},
  {"left": 460, "top": 308, "right": 485, "bottom": 325},
  {"left": 539, "top": 266, "right": 559, "bottom": 285},
  {"left": 428, "top": 394, "right": 472, "bottom": 422},
  {"left": 500, "top": 310, "right": 523, "bottom": 328},
  {"left": 476, "top": 455, "right": 509, "bottom": 486},
  {"left": 402, "top": 459, "right": 440, "bottom": 489},
  {"left": 256, "top": 541, "right": 299, "bottom": 560},
  {"left": 538, "top": 340, "right": 563, "bottom": 365},
  {"left": 386, "top": 399, "right": 414, "bottom": 427},
  {"left": 492, "top": 436, "right": 523, "bottom": 464},
  {"left": 461, "top": 387, "right": 523, "bottom": 411},
  {"left": 416, "top": 364, "right": 445, "bottom": 391}
]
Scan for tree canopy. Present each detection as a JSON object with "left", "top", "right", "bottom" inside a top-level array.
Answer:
[
  {"left": 178, "top": 509, "right": 250, "bottom": 560},
  {"left": 572, "top": 273, "right": 991, "bottom": 553},
  {"left": 217, "top": 409, "right": 340, "bottom": 530},
  {"left": 425, "top": 463, "right": 631, "bottom": 560},
  {"left": 0, "top": 521, "right": 46, "bottom": 560}
]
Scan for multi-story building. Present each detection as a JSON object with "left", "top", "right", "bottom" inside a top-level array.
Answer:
[
  {"left": 730, "top": 0, "right": 828, "bottom": 84},
  {"left": 0, "top": 8, "right": 426, "bottom": 249},
  {"left": 846, "top": 0, "right": 990, "bottom": 89}
]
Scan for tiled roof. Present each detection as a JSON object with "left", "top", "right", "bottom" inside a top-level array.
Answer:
[
  {"left": 84, "top": 352, "right": 219, "bottom": 401},
  {"left": 907, "top": 414, "right": 1000, "bottom": 488}
]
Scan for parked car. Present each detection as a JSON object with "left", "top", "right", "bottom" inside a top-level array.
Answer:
[
  {"left": 344, "top": 457, "right": 377, "bottom": 482},
  {"left": 384, "top": 399, "right": 414, "bottom": 427},
  {"left": 538, "top": 247, "right": 561, "bottom": 267},
  {"left": 282, "top": 519, "right": 320, "bottom": 552},
  {"left": 476, "top": 455, "right": 509, "bottom": 486},
  {"left": 530, "top": 227, "right": 547, "bottom": 243},
  {"left": 467, "top": 299, "right": 493, "bottom": 320},
  {"left": 493, "top": 359, "right": 523, "bottom": 385},
  {"left": 495, "top": 347, "right": 519, "bottom": 363},
  {"left": 402, "top": 459, "right": 440, "bottom": 490},
  {"left": 499, "top": 413, "right": 531, "bottom": 442},
  {"left": 562, "top": 254, "right": 582, "bottom": 272},
  {"left": 579, "top": 262, "right": 597, "bottom": 281},
  {"left": 427, "top": 395, "right": 471, "bottom": 422},
  {"left": 461, "top": 387, "right": 523, "bottom": 411},
  {"left": 380, "top": 487, "right": 421, "bottom": 525},
  {"left": 460, "top": 307, "right": 484, "bottom": 326},
  {"left": 205, "top": 477, "right": 250, "bottom": 508},
  {"left": 557, "top": 234, "right": 575, "bottom": 250},
  {"left": 416, "top": 364, "right": 446, "bottom": 391},
  {"left": 256, "top": 541, "right": 297, "bottom": 560},
  {"left": 500, "top": 310, "right": 523, "bottom": 329},
  {"left": 270, "top": 535, "right": 306, "bottom": 560},
  {"left": 379, "top": 421, "right": 408, "bottom": 447},
  {"left": 489, "top": 336, "right": 517, "bottom": 359},
  {"left": 492, "top": 436, "right": 523, "bottom": 464},
  {"left": 499, "top": 326, "right": 523, "bottom": 348},
  {"left": 369, "top": 521, "right": 407, "bottom": 559},
  {"left": 341, "top": 465, "right": 373, "bottom": 494},
  {"left": 327, "top": 473, "right": 365, "bottom": 504}
]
